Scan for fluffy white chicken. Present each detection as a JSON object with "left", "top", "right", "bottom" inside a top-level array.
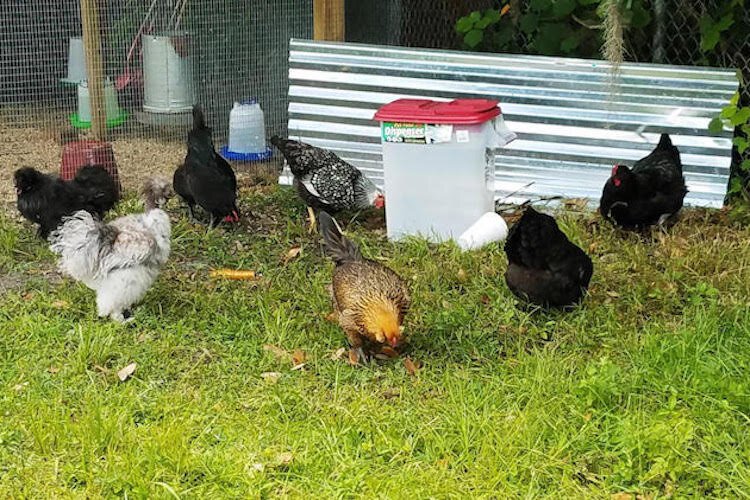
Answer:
[{"left": 49, "top": 178, "right": 172, "bottom": 323}]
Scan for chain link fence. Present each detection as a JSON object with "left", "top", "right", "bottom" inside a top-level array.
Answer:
[{"left": 347, "top": 0, "right": 748, "bottom": 77}]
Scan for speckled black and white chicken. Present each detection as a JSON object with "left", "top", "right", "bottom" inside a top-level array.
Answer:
[
  {"left": 49, "top": 178, "right": 172, "bottom": 323},
  {"left": 270, "top": 136, "right": 384, "bottom": 232}
]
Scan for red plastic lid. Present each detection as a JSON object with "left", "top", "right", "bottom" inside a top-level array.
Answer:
[{"left": 374, "top": 98, "right": 501, "bottom": 125}]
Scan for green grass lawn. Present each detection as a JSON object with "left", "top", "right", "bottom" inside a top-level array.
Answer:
[{"left": 1, "top": 185, "right": 749, "bottom": 498}]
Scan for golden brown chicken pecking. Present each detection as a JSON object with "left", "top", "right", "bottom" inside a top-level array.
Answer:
[{"left": 319, "top": 211, "right": 410, "bottom": 363}]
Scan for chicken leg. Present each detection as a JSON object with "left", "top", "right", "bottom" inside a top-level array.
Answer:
[
  {"left": 307, "top": 206, "right": 317, "bottom": 234},
  {"left": 186, "top": 203, "right": 197, "bottom": 223}
]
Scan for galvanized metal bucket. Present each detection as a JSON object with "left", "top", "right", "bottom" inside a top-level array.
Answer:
[{"left": 142, "top": 32, "right": 195, "bottom": 113}]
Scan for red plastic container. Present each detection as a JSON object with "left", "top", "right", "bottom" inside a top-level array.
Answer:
[
  {"left": 60, "top": 140, "right": 122, "bottom": 197},
  {"left": 373, "top": 98, "right": 501, "bottom": 125}
]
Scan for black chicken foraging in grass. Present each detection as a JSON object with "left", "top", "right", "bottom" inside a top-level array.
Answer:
[
  {"left": 599, "top": 133, "right": 687, "bottom": 230},
  {"left": 270, "top": 136, "right": 384, "bottom": 232},
  {"left": 504, "top": 207, "right": 593, "bottom": 308},
  {"left": 174, "top": 105, "right": 240, "bottom": 228},
  {"left": 14, "top": 165, "right": 119, "bottom": 238}
]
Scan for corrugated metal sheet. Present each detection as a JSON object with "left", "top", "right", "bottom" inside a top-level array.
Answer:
[{"left": 280, "top": 39, "right": 739, "bottom": 208}]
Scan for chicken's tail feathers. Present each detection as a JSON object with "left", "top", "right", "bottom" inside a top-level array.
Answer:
[
  {"left": 192, "top": 105, "right": 207, "bottom": 130},
  {"left": 319, "top": 211, "right": 362, "bottom": 265},
  {"left": 49, "top": 210, "right": 115, "bottom": 280},
  {"left": 657, "top": 133, "right": 673, "bottom": 149}
]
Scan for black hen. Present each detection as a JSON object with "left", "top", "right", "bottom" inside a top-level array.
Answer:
[
  {"left": 599, "top": 133, "right": 687, "bottom": 229},
  {"left": 504, "top": 207, "right": 593, "bottom": 308},
  {"left": 14, "top": 165, "right": 118, "bottom": 238},
  {"left": 175, "top": 106, "right": 239, "bottom": 227},
  {"left": 270, "top": 136, "right": 384, "bottom": 231}
]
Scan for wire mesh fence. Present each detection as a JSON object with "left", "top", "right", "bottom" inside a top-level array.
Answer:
[
  {"left": 0, "top": 0, "right": 312, "bottom": 141},
  {"left": 0, "top": 0, "right": 747, "bottom": 198}
]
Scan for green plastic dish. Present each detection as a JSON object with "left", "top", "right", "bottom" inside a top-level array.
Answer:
[{"left": 69, "top": 110, "right": 129, "bottom": 130}]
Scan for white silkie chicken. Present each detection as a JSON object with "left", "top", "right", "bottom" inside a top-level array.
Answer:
[{"left": 49, "top": 178, "right": 172, "bottom": 323}]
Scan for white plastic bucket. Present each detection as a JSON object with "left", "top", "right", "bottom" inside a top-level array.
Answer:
[
  {"left": 228, "top": 99, "right": 267, "bottom": 153},
  {"left": 375, "top": 99, "right": 516, "bottom": 243},
  {"left": 142, "top": 32, "right": 195, "bottom": 113},
  {"left": 77, "top": 79, "right": 120, "bottom": 122},
  {"left": 64, "top": 37, "right": 87, "bottom": 83}
]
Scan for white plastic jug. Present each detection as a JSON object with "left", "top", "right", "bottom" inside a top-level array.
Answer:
[
  {"left": 77, "top": 79, "right": 120, "bottom": 123},
  {"left": 228, "top": 99, "right": 266, "bottom": 154}
]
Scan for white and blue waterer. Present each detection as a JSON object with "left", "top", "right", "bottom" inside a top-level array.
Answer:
[{"left": 220, "top": 98, "right": 273, "bottom": 161}]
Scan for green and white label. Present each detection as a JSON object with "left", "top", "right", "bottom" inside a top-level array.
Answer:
[{"left": 381, "top": 122, "right": 453, "bottom": 144}]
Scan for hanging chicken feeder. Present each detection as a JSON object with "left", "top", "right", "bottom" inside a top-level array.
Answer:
[
  {"left": 142, "top": 32, "right": 195, "bottom": 114},
  {"left": 220, "top": 99, "right": 273, "bottom": 161},
  {"left": 60, "top": 36, "right": 86, "bottom": 85},
  {"left": 69, "top": 79, "right": 128, "bottom": 129}
]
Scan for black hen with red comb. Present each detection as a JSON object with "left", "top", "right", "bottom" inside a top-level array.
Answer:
[
  {"left": 599, "top": 133, "right": 687, "bottom": 229},
  {"left": 174, "top": 106, "right": 239, "bottom": 228},
  {"left": 504, "top": 207, "right": 593, "bottom": 308}
]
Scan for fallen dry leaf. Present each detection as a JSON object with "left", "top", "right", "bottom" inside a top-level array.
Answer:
[
  {"left": 611, "top": 494, "right": 634, "bottom": 500},
  {"left": 117, "top": 362, "right": 137, "bottom": 382},
  {"left": 251, "top": 463, "right": 265, "bottom": 473},
  {"left": 456, "top": 268, "right": 468, "bottom": 283},
  {"left": 403, "top": 357, "right": 420, "bottom": 376},
  {"left": 291, "top": 363, "right": 306, "bottom": 371},
  {"left": 260, "top": 372, "right": 282, "bottom": 383},
  {"left": 51, "top": 300, "right": 69, "bottom": 309},
  {"left": 480, "top": 294, "right": 491, "bottom": 305},
  {"left": 283, "top": 246, "right": 302, "bottom": 263},
  {"left": 263, "top": 344, "right": 291, "bottom": 360},
  {"left": 47, "top": 366, "right": 60, "bottom": 374},
  {"left": 13, "top": 382, "right": 29, "bottom": 392},
  {"left": 379, "top": 346, "right": 399, "bottom": 358},
  {"left": 606, "top": 291, "right": 621, "bottom": 298},
  {"left": 348, "top": 349, "right": 360, "bottom": 366},
  {"left": 330, "top": 347, "right": 347, "bottom": 360},
  {"left": 292, "top": 349, "right": 307, "bottom": 366},
  {"left": 564, "top": 198, "right": 589, "bottom": 210},
  {"left": 381, "top": 388, "right": 400, "bottom": 399},
  {"left": 94, "top": 365, "right": 109, "bottom": 374},
  {"left": 276, "top": 452, "right": 294, "bottom": 466},
  {"left": 22, "top": 292, "right": 35, "bottom": 301}
]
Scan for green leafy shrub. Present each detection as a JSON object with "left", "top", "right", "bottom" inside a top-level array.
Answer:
[{"left": 455, "top": 0, "right": 651, "bottom": 58}]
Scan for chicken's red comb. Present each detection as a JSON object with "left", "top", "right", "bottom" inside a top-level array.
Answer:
[
  {"left": 611, "top": 164, "right": 620, "bottom": 177},
  {"left": 223, "top": 210, "right": 240, "bottom": 223}
]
